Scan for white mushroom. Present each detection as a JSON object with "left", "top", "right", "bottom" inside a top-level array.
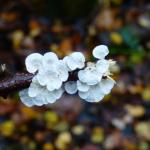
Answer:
[
  {"left": 92, "top": 45, "right": 109, "bottom": 59},
  {"left": 96, "top": 59, "right": 110, "bottom": 74},
  {"left": 78, "top": 64, "right": 102, "bottom": 85},
  {"left": 64, "top": 81, "right": 77, "bottom": 94},
  {"left": 77, "top": 80, "right": 89, "bottom": 92},
  {"left": 42, "top": 52, "right": 59, "bottom": 68},
  {"left": 25, "top": 53, "right": 43, "bottom": 73},
  {"left": 63, "top": 52, "right": 85, "bottom": 71},
  {"left": 78, "top": 84, "right": 104, "bottom": 102},
  {"left": 19, "top": 89, "right": 34, "bottom": 107},
  {"left": 99, "top": 78, "right": 115, "bottom": 95}
]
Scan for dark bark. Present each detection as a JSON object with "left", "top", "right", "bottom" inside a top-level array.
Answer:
[{"left": 0, "top": 72, "right": 34, "bottom": 98}]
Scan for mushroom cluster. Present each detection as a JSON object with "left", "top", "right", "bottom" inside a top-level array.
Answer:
[{"left": 19, "top": 45, "right": 116, "bottom": 107}]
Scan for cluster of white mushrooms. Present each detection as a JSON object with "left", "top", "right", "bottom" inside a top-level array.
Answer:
[{"left": 19, "top": 45, "right": 116, "bottom": 107}]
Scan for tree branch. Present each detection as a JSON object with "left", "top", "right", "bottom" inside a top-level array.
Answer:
[
  {"left": 0, "top": 70, "right": 79, "bottom": 98},
  {"left": 0, "top": 72, "right": 34, "bottom": 98}
]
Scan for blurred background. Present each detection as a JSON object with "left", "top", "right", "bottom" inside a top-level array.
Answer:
[{"left": 0, "top": 0, "right": 150, "bottom": 149}]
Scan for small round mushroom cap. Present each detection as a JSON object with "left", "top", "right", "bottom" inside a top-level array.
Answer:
[
  {"left": 63, "top": 52, "right": 85, "bottom": 71},
  {"left": 78, "top": 84, "right": 105, "bottom": 102},
  {"left": 32, "top": 95, "right": 46, "bottom": 106},
  {"left": 64, "top": 81, "right": 77, "bottom": 94},
  {"left": 78, "top": 67, "right": 102, "bottom": 85},
  {"left": 28, "top": 81, "right": 42, "bottom": 98},
  {"left": 44, "top": 88, "right": 64, "bottom": 104},
  {"left": 96, "top": 59, "right": 109, "bottom": 74},
  {"left": 54, "top": 60, "right": 69, "bottom": 82},
  {"left": 53, "top": 88, "right": 64, "bottom": 99},
  {"left": 78, "top": 91, "right": 89, "bottom": 99},
  {"left": 43, "top": 52, "right": 58, "bottom": 67},
  {"left": 25, "top": 53, "right": 43, "bottom": 73},
  {"left": 77, "top": 80, "right": 89, "bottom": 92},
  {"left": 19, "top": 89, "right": 34, "bottom": 107},
  {"left": 85, "top": 92, "right": 104, "bottom": 103},
  {"left": 92, "top": 45, "right": 109, "bottom": 59},
  {"left": 99, "top": 78, "right": 115, "bottom": 94},
  {"left": 46, "top": 75, "right": 62, "bottom": 91}
]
